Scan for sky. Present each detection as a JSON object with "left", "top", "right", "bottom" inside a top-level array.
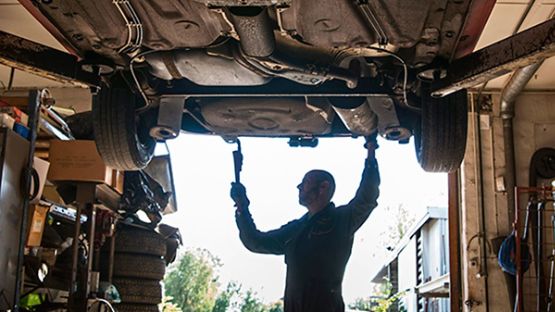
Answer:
[{"left": 163, "top": 134, "right": 447, "bottom": 304}]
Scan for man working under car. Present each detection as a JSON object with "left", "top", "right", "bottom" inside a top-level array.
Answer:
[{"left": 230, "top": 135, "right": 380, "bottom": 312}]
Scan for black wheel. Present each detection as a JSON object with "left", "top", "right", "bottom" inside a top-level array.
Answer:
[
  {"left": 415, "top": 89, "right": 468, "bottom": 172},
  {"left": 93, "top": 83, "right": 155, "bottom": 170},
  {"left": 103, "top": 254, "right": 166, "bottom": 280},
  {"left": 112, "top": 278, "right": 162, "bottom": 305},
  {"left": 114, "top": 226, "right": 167, "bottom": 257}
]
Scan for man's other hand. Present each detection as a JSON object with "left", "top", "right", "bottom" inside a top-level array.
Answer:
[
  {"left": 364, "top": 132, "right": 379, "bottom": 150},
  {"left": 364, "top": 132, "right": 378, "bottom": 161},
  {"left": 230, "top": 182, "right": 250, "bottom": 210}
]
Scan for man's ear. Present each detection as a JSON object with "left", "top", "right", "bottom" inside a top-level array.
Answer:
[{"left": 319, "top": 180, "right": 330, "bottom": 193}]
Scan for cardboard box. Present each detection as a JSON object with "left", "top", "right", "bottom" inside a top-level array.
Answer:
[
  {"left": 47, "top": 140, "right": 113, "bottom": 184},
  {"left": 42, "top": 184, "right": 64, "bottom": 204},
  {"left": 27, "top": 204, "right": 49, "bottom": 247}
]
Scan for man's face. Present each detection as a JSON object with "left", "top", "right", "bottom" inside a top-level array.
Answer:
[{"left": 297, "top": 173, "right": 321, "bottom": 207}]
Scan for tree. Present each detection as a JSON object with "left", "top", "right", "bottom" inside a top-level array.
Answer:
[
  {"left": 164, "top": 249, "right": 282, "bottom": 312},
  {"left": 240, "top": 290, "right": 266, "bottom": 312},
  {"left": 354, "top": 204, "right": 415, "bottom": 312},
  {"left": 160, "top": 296, "right": 183, "bottom": 312},
  {"left": 213, "top": 282, "right": 281, "bottom": 312},
  {"left": 349, "top": 279, "right": 405, "bottom": 312},
  {"left": 213, "top": 281, "right": 242, "bottom": 312},
  {"left": 164, "top": 249, "right": 221, "bottom": 312},
  {"left": 374, "top": 204, "right": 416, "bottom": 254},
  {"left": 266, "top": 300, "right": 284, "bottom": 312}
]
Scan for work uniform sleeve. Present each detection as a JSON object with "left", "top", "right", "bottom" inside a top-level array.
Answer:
[
  {"left": 235, "top": 208, "right": 300, "bottom": 255},
  {"left": 341, "top": 158, "right": 380, "bottom": 235}
]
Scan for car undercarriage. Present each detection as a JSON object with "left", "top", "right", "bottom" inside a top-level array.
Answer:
[{"left": 18, "top": 0, "right": 488, "bottom": 172}]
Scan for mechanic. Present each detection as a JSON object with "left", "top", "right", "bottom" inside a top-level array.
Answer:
[{"left": 230, "top": 135, "right": 380, "bottom": 312}]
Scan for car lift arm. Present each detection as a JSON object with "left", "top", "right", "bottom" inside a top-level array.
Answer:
[
  {"left": 0, "top": 30, "right": 100, "bottom": 88},
  {"left": 432, "top": 18, "right": 555, "bottom": 97},
  {"left": 1, "top": 18, "right": 555, "bottom": 97}
]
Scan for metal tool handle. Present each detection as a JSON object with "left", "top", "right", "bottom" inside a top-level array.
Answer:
[{"left": 233, "top": 139, "right": 243, "bottom": 184}]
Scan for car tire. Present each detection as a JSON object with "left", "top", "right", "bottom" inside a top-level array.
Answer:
[
  {"left": 114, "top": 227, "right": 167, "bottom": 257},
  {"left": 105, "top": 253, "right": 166, "bottom": 280},
  {"left": 415, "top": 89, "right": 468, "bottom": 172},
  {"left": 93, "top": 83, "right": 155, "bottom": 170},
  {"left": 112, "top": 278, "right": 162, "bottom": 305}
]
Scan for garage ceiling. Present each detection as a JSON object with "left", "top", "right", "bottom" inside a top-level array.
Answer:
[
  {"left": 476, "top": 0, "right": 555, "bottom": 90},
  {"left": 0, "top": 0, "right": 554, "bottom": 91}
]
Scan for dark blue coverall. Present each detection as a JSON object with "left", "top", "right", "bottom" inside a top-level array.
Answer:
[{"left": 235, "top": 159, "right": 380, "bottom": 312}]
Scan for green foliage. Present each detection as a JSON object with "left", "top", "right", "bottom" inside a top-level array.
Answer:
[
  {"left": 164, "top": 250, "right": 283, "bottom": 312},
  {"left": 266, "top": 301, "right": 284, "bottom": 312},
  {"left": 349, "top": 279, "right": 405, "bottom": 312},
  {"left": 212, "top": 281, "right": 241, "bottom": 312},
  {"left": 379, "top": 204, "right": 416, "bottom": 251},
  {"left": 212, "top": 282, "right": 283, "bottom": 312},
  {"left": 160, "top": 296, "right": 183, "bottom": 312},
  {"left": 240, "top": 290, "right": 266, "bottom": 312},
  {"left": 164, "top": 249, "right": 221, "bottom": 312}
]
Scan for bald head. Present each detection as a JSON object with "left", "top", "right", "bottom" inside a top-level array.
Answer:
[
  {"left": 297, "top": 170, "right": 336, "bottom": 211},
  {"left": 306, "top": 170, "right": 336, "bottom": 202}
]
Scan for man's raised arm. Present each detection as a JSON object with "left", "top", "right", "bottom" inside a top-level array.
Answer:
[
  {"left": 344, "top": 135, "right": 381, "bottom": 234},
  {"left": 231, "top": 183, "right": 299, "bottom": 255}
]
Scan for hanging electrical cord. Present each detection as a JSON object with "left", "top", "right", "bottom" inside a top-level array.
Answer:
[{"left": 88, "top": 298, "right": 116, "bottom": 312}]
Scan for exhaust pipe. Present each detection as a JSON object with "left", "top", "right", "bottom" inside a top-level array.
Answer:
[
  {"left": 228, "top": 7, "right": 275, "bottom": 57},
  {"left": 228, "top": 6, "right": 358, "bottom": 87}
]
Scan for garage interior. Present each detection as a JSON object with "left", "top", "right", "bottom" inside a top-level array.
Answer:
[{"left": 1, "top": 0, "right": 555, "bottom": 311}]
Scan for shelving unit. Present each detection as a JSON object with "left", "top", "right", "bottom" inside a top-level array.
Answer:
[{"left": 0, "top": 90, "right": 123, "bottom": 312}]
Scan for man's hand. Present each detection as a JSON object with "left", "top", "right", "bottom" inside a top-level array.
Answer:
[
  {"left": 365, "top": 132, "right": 379, "bottom": 160},
  {"left": 230, "top": 182, "right": 250, "bottom": 211}
]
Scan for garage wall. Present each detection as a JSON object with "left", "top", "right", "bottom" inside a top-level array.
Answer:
[{"left": 460, "top": 92, "right": 555, "bottom": 311}]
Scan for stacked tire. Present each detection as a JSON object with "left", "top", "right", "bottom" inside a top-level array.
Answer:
[{"left": 102, "top": 227, "right": 167, "bottom": 312}]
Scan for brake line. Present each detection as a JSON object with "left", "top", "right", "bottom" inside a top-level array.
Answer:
[
  {"left": 365, "top": 46, "right": 419, "bottom": 111},
  {"left": 129, "top": 50, "right": 158, "bottom": 111},
  {"left": 355, "top": 1, "right": 389, "bottom": 46}
]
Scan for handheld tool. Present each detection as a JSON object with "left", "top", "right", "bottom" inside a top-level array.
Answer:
[{"left": 233, "top": 139, "right": 243, "bottom": 184}]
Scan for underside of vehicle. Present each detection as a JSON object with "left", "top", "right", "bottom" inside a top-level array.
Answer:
[{"left": 20, "top": 0, "right": 488, "bottom": 172}]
